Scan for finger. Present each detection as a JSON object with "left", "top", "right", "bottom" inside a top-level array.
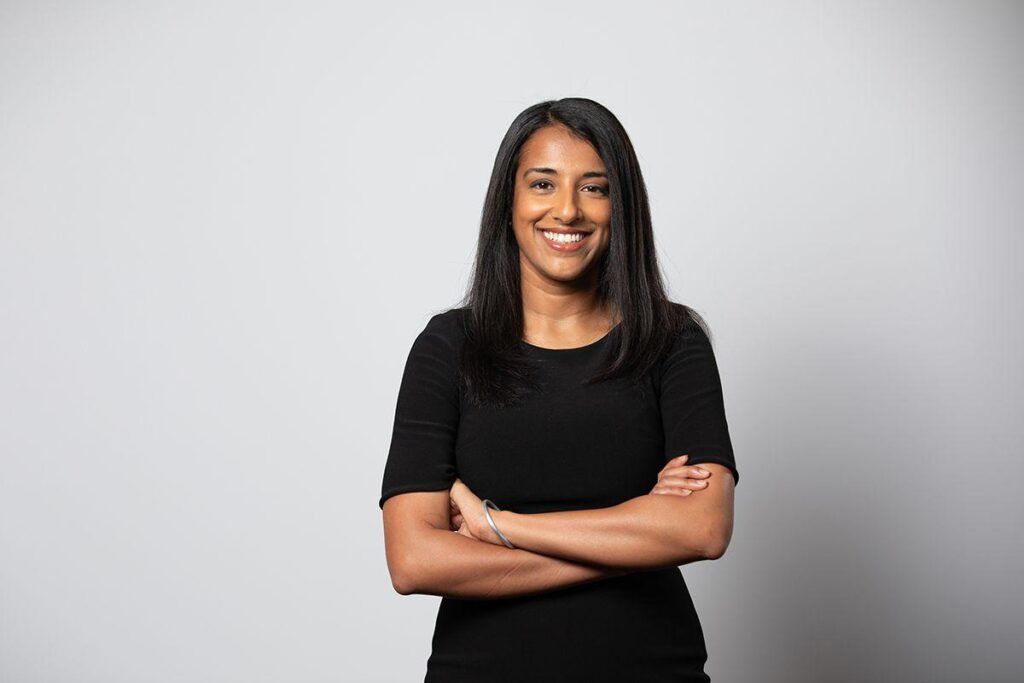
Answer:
[
  {"left": 658, "top": 475, "right": 709, "bottom": 490},
  {"left": 651, "top": 486, "right": 692, "bottom": 497},
  {"left": 658, "top": 454, "right": 689, "bottom": 473},
  {"left": 660, "top": 465, "right": 711, "bottom": 479},
  {"left": 659, "top": 474, "right": 710, "bottom": 489}
]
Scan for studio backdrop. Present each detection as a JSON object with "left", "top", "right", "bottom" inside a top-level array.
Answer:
[{"left": 1, "top": 2, "right": 1021, "bottom": 681}]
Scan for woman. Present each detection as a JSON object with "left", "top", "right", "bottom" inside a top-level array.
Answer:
[{"left": 379, "top": 97, "right": 738, "bottom": 682}]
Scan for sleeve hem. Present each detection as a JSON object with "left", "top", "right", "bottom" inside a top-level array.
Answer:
[
  {"left": 670, "top": 454, "right": 738, "bottom": 486},
  {"left": 379, "top": 481, "right": 456, "bottom": 510}
]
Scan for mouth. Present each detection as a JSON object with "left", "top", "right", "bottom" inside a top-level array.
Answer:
[{"left": 536, "top": 228, "right": 592, "bottom": 252}]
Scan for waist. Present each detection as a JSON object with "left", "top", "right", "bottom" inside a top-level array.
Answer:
[{"left": 427, "top": 567, "right": 709, "bottom": 680}]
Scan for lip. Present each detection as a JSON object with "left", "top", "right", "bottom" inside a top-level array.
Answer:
[{"left": 536, "top": 228, "right": 592, "bottom": 252}]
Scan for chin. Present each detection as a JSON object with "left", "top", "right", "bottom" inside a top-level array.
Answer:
[{"left": 542, "top": 265, "right": 592, "bottom": 283}]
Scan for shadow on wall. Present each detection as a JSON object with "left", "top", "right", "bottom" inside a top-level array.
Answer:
[{"left": 726, "top": 325, "right": 1019, "bottom": 682}]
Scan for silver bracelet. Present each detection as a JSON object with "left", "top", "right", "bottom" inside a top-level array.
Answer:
[{"left": 482, "top": 499, "right": 516, "bottom": 549}]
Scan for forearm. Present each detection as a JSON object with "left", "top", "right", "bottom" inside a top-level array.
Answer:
[
  {"left": 489, "top": 494, "right": 712, "bottom": 569},
  {"left": 399, "top": 528, "right": 634, "bottom": 599}
]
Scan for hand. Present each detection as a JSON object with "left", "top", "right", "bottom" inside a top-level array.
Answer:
[
  {"left": 650, "top": 454, "right": 712, "bottom": 497},
  {"left": 449, "top": 478, "right": 505, "bottom": 545}
]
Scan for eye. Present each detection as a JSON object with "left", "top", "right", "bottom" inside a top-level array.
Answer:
[{"left": 529, "top": 180, "right": 608, "bottom": 196}]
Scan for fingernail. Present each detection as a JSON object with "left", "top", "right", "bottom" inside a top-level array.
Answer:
[{"left": 696, "top": 468, "right": 708, "bottom": 475}]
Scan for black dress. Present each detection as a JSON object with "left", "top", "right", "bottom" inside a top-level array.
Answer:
[{"left": 379, "top": 305, "right": 738, "bottom": 682}]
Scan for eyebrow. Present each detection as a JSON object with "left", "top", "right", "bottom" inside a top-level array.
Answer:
[{"left": 522, "top": 167, "right": 608, "bottom": 179}]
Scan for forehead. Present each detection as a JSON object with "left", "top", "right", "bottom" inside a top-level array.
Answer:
[{"left": 518, "top": 126, "right": 605, "bottom": 172}]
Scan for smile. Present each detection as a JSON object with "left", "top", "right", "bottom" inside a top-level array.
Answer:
[{"left": 538, "top": 229, "right": 591, "bottom": 252}]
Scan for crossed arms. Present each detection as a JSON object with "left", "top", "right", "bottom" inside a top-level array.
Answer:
[{"left": 381, "top": 456, "right": 735, "bottom": 599}]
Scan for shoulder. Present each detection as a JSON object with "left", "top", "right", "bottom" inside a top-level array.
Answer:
[
  {"left": 665, "top": 301, "right": 713, "bottom": 352},
  {"left": 408, "top": 307, "right": 468, "bottom": 366},
  {"left": 421, "top": 306, "right": 469, "bottom": 344},
  {"left": 653, "top": 302, "right": 718, "bottom": 383}
]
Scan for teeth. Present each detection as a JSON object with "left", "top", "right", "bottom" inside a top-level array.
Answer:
[{"left": 542, "top": 231, "right": 585, "bottom": 244}]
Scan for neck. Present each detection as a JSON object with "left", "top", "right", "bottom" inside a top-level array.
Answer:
[{"left": 519, "top": 262, "right": 618, "bottom": 341}]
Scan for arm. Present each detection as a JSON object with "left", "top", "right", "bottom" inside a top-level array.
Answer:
[
  {"left": 383, "top": 490, "right": 633, "bottom": 598},
  {"left": 384, "top": 457, "right": 717, "bottom": 598},
  {"left": 379, "top": 314, "right": 636, "bottom": 598},
  {"left": 470, "top": 463, "right": 736, "bottom": 569}
]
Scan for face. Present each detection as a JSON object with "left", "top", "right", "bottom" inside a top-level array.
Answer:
[{"left": 512, "top": 125, "right": 611, "bottom": 286}]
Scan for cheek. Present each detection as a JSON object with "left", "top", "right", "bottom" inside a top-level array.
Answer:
[
  {"left": 512, "top": 225, "right": 536, "bottom": 251},
  {"left": 515, "top": 195, "right": 549, "bottom": 218}
]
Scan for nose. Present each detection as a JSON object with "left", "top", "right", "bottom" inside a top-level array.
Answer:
[{"left": 551, "top": 186, "right": 583, "bottom": 224}]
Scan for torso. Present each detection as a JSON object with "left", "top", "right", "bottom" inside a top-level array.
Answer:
[{"left": 425, "top": 308, "right": 711, "bottom": 682}]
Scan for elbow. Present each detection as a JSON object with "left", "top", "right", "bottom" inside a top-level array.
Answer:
[
  {"left": 703, "top": 536, "right": 729, "bottom": 560},
  {"left": 388, "top": 552, "right": 422, "bottom": 596},
  {"left": 385, "top": 526, "right": 450, "bottom": 596},
  {"left": 392, "top": 575, "right": 416, "bottom": 596},
  {"left": 703, "top": 525, "right": 733, "bottom": 561}
]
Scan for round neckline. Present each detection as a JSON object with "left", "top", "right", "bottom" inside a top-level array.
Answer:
[{"left": 520, "top": 322, "right": 622, "bottom": 354}]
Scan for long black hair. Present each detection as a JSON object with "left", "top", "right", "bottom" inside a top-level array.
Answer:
[{"left": 454, "top": 97, "right": 710, "bottom": 408}]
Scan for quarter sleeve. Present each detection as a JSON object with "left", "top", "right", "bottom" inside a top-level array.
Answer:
[
  {"left": 378, "top": 312, "right": 462, "bottom": 509},
  {"left": 657, "top": 319, "right": 739, "bottom": 486}
]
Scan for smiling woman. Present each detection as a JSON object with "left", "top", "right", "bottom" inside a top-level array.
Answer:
[
  {"left": 515, "top": 132, "right": 611, "bottom": 266},
  {"left": 379, "top": 98, "right": 738, "bottom": 683}
]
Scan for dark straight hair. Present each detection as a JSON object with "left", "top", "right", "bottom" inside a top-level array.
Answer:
[{"left": 454, "top": 97, "right": 709, "bottom": 408}]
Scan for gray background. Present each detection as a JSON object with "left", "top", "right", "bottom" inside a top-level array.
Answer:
[{"left": 1, "top": 1, "right": 1021, "bottom": 681}]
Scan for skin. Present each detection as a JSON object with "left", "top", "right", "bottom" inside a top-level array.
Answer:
[
  {"left": 512, "top": 124, "right": 619, "bottom": 348},
  {"left": 449, "top": 124, "right": 721, "bottom": 545},
  {"left": 382, "top": 125, "right": 733, "bottom": 597},
  {"left": 450, "top": 455, "right": 713, "bottom": 542}
]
